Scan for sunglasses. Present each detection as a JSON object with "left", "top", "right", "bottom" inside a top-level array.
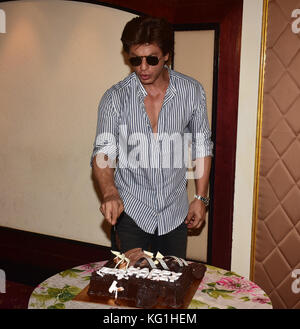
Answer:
[{"left": 129, "top": 55, "right": 163, "bottom": 66}]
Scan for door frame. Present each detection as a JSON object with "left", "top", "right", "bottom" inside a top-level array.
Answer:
[{"left": 172, "top": 23, "right": 220, "bottom": 265}]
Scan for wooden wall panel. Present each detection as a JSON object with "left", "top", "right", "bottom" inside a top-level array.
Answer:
[{"left": 252, "top": 0, "right": 300, "bottom": 309}]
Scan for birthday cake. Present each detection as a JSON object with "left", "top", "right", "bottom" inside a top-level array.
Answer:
[{"left": 87, "top": 248, "right": 206, "bottom": 308}]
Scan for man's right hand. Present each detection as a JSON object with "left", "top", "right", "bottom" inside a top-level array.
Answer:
[{"left": 100, "top": 195, "right": 124, "bottom": 226}]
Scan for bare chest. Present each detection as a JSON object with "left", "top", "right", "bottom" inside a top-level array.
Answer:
[{"left": 144, "top": 94, "right": 165, "bottom": 134}]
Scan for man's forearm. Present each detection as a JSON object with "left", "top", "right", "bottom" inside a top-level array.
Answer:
[
  {"left": 91, "top": 155, "right": 119, "bottom": 201},
  {"left": 194, "top": 156, "right": 212, "bottom": 197},
  {"left": 185, "top": 156, "right": 212, "bottom": 228},
  {"left": 92, "top": 154, "right": 124, "bottom": 225}
]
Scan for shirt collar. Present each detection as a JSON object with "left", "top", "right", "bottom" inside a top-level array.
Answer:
[
  {"left": 135, "top": 72, "right": 148, "bottom": 97},
  {"left": 166, "top": 66, "right": 177, "bottom": 96}
]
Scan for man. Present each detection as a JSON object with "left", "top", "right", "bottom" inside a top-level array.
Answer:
[{"left": 91, "top": 16, "right": 213, "bottom": 258}]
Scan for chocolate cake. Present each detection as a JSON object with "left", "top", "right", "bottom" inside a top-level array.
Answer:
[{"left": 87, "top": 248, "right": 206, "bottom": 308}]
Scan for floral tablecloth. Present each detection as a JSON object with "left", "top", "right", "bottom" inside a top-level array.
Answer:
[{"left": 28, "top": 262, "right": 272, "bottom": 309}]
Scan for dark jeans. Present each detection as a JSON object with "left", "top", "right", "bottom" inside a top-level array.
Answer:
[{"left": 111, "top": 212, "right": 188, "bottom": 259}]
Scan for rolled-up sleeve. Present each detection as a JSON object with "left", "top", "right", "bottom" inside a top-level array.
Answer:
[
  {"left": 90, "top": 90, "right": 119, "bottom": 167},
  {"left": 188, "top": 83, "right": 214, "bottom": 160}
]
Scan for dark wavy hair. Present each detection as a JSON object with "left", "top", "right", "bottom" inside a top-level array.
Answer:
[{"left": 121, "top": 16, "right": 174, "bottom": 60}]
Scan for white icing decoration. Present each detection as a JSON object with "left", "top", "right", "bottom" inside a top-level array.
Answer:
[
  {"left": 96, "top": 269, "right": 104, "bottom": 277},
  {"left": 165, "top": 256, "right": 185, "bottom": 267},
  {"left": 109, "top": 280, "right": 118, "bottom": 293},
  {"left": 154, "top": 251, "right": 166, "bottom": 266},
  {"left": 111, "top": 250, "right": 121, "bottom": 257},
  {"left": 150, "top": 269, "right": 161, "bottom": 275},
  {"left": 180, "top": 258, "right": 189, "bottom": 266},
  {"left": 126, "top": 266, "right": 139, "bottom": 276},
  {"left": 144, "top": 251, "right": 154, "bottom": 257},
  {"left": 109, "top": 280, "right": 124, "bottom": 300},
  {"left": 111, "top": 250, "right": 130, "bottom": 269},
  {"left": 138, "top": 257, "right": 157, "bottom": 269},
  {"left": 136, "top": 268, "right": 149, "bottom": 279},
  {"left": 155, "top": 257, "right": 169, "bottom": 270},
  {"left": 116, "top": 269, "right": 128, "bottom": 280},
  {"left": 173, "top": 256, "right": 183, "bottom": 266},
  {"left": 97, "top": 265, "right": 183, "bottom": 282}
]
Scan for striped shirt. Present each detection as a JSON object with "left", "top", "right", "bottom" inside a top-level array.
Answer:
[{"left": 91, "top": 67, "right": 213, "bottom": 235}]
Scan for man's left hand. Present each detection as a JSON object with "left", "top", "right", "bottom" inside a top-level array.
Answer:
[{"left": 185, "top": 199, "right": 207, "bottom": 229}]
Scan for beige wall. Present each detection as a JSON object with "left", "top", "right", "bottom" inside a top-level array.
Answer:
[
  {"left": 173, "top": 30, "right": 215, "bottom": 262},
  {"left": 0, "top": 0, "right": 135, "bottom": 245},
  {"left": 231, "top": 0, "right": 264, "bottom": 278}
]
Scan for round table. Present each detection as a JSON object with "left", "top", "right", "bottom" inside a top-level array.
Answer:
[{"left": 28, "top": 261, "right": 272, "bottom": 309}]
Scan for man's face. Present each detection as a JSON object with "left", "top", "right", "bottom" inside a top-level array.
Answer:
[{"left": 128, "top": 43, "right": 169, "bottom": 86}]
